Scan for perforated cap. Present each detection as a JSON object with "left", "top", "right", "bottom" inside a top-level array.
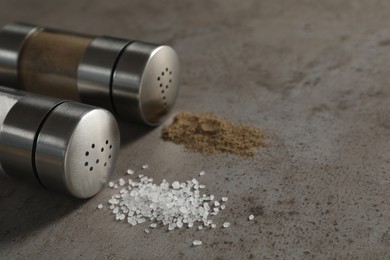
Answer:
[
  {"left": 112, "top": 41, "right": 180, "bottom": 126},
  {"left": 35, "top": 102, "right": 120, "bottom": 198}
]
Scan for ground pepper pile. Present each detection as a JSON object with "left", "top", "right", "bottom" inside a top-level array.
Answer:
[{"left": 162, "top": 112, "right": 267, "bottom": 156}]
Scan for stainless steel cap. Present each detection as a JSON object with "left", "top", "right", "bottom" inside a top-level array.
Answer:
[
  {"left": 112, "top": 41, "right": 180, "bottom": 126},
  {"left": 35, "top": 102, "right": 120, "bottom": 198},
  {"left": 0, "top": 22, "right": 38, "bottom": 87},
  {"left": 0, "top": 96, "right": 120, "bottom": 198}
]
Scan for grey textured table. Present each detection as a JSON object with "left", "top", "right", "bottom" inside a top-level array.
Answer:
[{"left": 1, "top": 1, "right": 390, "bottom": 259}]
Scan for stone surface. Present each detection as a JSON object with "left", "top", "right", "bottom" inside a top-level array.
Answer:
[{"left": 1, "top": 0, "right": 390, "bottom": 259}]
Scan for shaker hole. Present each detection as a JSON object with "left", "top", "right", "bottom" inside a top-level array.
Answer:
[
  {"left": 106, "top": 140, "right": 108, "bottom": 144},
  {"left": 161, "top": 90, "right": 165, "bottom": 94},
  {"left": 162, "top": 72, "right": 165, "bottom": 76},
  {"left": 169, "top": 71, "right": 172, "bottom": 75},
  {"left": 85, "top": 151, "right": 89, "bottom": 156},
  {"left": 104, "top": 162, "right": 107, "bottom": 167},
  {"left": 101, "top": 148, "right": 104, "bottom": 152},
  {"left": 90, "top": 167, "right": 93, "bottom": 171},
  {"left": 110, "top": 145, "right": 112, "bottom": 149},
  {"left": 157, "top": 77, "right": 160, "bottom": 81},
  {"left": 163, "top": 96, "right": 166, "bottom": 100},
  {"left": 169, "top": 79, "right": 172, "bottom": 83},
  {"left": 109, "top": 155, "right": 112, "bottom": 159},
  {"left": 91, "top": 144, "right": 95, "bottom": 148},
  {"left": 160, "top": 83, "right": 163, "bottom": 87},
  {"left": 96, "top": 159, "right": 99, "bottom": 164},
  {"left": 85, "top": 162, "right": 88, "bottom": 166}
]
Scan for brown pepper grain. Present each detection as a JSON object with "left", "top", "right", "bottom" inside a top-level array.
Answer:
[{"left": 162, "top": 112, "right": 267, "bottom": 156}]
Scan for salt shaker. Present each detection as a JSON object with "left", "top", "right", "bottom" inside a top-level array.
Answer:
[
  {"left": 0, "top": 22, "right": 180, "bottom": 126},
  {"left": 0, "top": 87, "right": 120, "bottom": 198}
]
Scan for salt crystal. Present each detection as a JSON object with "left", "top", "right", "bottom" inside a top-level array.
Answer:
[
  {"left": 221, "top": 205, "right": 226, "bottom": 210},
  {"left": 119, "top": 178, "right": 125, "bottom": 186},
  {"left": 193, "top": 240, "right": 202, "bottom": 246},
  {"left": 172, "top": 181, "right": 180, "bottom": 189},
  {"left": 179, "top": 206, "right": 188, "bottom": 214},
  {"left": 127, "top": 169, "right": 134, "bottom": 175},
  {"left": 114, "top": 184, "right": 118, "bottom": 189},
  {"left": 150, "top": 223, "right": 157, "bottom": 228},
  {"left": 222, "top": 197, "right": 228, "bottom": 202},
  {"left": 97, "top": 204, "right": 103, "bottom": 209},
  {"left": 177, "top": 221, "right": 183, "bottom": 228},
  {"left": 198, "top": 226, "right": 203, "bottom": 230},
  {"left": 144, "top": 229, "right": 150, "bottom": 233},
  {"left": 214, "top": 201, "right": 220, "bottom": 207},
  {"left": 199, "top": 184, "right": 206, "bottom": 189},
  {"left": 223, "top": 222, "right": 230, "bottom": 228},
  {"left": 211, "top": 224, "right": 216, "bottom": 228},
  {"left": 109, "top": 182, "right": 114, "bottom": 188},
  {"left": 199, "top": 171, "right": 205, "bottom": 176},
  {"left": 109, "top": 198, "right": 119, "bottom": 205},
  {"left": 249, "top": 214, "right": 255, "bottom": 220},
  {"left": 142, "top": 165, "right": 149, "bottom": 169}
]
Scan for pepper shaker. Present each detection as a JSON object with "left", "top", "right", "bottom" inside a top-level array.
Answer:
[{"left": 0, "top": 22, "right": 180, "bottom": 126}]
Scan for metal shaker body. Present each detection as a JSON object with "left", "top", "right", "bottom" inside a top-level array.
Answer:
[
  {"left": 0, "top": 87, "right": 120, "bottom": 198},
  {"left": 0, "top": 22, "right": 180, "bottom": 126}
]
